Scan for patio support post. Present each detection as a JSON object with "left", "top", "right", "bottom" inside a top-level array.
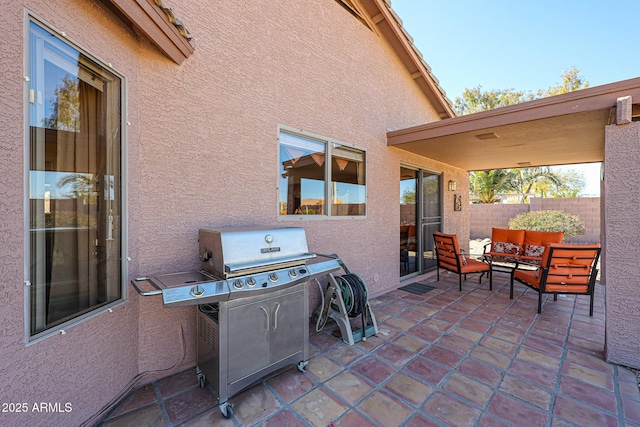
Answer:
[{"left": 603, "top": 118, "right": 640, "bottom": 370}]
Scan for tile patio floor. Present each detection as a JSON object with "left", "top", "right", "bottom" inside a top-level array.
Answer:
[{"left": 98, "top": 270, "right": 640, "bottom": 427}]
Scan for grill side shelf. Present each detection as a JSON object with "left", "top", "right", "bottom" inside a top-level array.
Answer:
[{"left": 130, "top": 277, "right": 163, "bottom": 296}]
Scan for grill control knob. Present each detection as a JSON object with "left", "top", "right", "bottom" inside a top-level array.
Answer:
[
  {"left": 288, "top": 269, "right": 298, "bottom": 278},
  {"left": 246, "top": 277, "right": 256, "bottom": 287},
  {"left": 299, "top": 269, "right": 307, "bottom": 274},
  {"left": 191, "top": 285, "right": 204, "bottom": 297},
  {"left": 233, "top": 279, "right": 244, "bottom": 289},
  {"left": 268, "top": 273, "right": 278, "bottom": 282}
]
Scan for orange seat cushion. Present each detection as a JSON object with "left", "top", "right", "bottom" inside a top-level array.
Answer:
[{"left": 491, "top": 228, "right": 525, "bottom": 248}]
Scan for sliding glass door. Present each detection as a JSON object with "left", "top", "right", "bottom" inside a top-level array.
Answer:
[{"left": 400, "top": 167, "right": 441, "bottom": 277}]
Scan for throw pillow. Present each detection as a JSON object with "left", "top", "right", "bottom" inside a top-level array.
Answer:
[
  {"left": 492, "top": 241, "right": 520, "bottom": 262},
  {"left": 524, "top": 244, "right": 546, "bottom": 265}
]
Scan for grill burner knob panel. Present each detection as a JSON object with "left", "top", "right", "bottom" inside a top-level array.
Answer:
[
  {"left": 268, "top": 273, "right": 278, "bottom": 282},
  {"left": 288, "top": 269, "right": 298, "bottom": 278},
  {"left": 191, "top": 285, "right": 205, "bottom": 297},
  {"left": 233, "top": 279, "right": 244, "bottom": 289},
  {"left": 246, "top": 277, "right": 256, "bottom": 287}
]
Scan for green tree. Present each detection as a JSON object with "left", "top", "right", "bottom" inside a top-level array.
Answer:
[
  {"left": 44, "top": 75, "right": 80, "bottom": 132},
  {"left": 469, "top": 169, "right": 512, "bottom": 203},
  {"left": 508, "top": 167, "right": 562, "bottom": 204}
]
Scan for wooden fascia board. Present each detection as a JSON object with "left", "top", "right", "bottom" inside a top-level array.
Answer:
[
  {"left": 363, "top": 0, "right": 455, "bottom": 119},
  {"left": 106, "top": 0, "right": 194, "bottom": 64},
  {"left": 388, "top": 77, "right": 640, "bottom": 145}
]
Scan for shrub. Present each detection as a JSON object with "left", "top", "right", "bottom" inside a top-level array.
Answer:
[{"left": 508, "top": 210, "right": 586, "bottom": 240}]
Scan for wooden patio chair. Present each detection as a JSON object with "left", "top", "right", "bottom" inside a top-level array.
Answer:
[
  {"left": 510, "top": 243, "right": 601, "bottom": 315},
  {"left": 433, "top": 232, "right": 492, "bottom": 291}
]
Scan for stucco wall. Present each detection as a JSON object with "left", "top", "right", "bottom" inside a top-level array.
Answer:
[
  {"left": 0, "top": 1, "right": 143, "bottom": 426},
  {"left": 603, "top": 121, "right": 640, "bottom": 369},
  {"left": 0, "top": 0, "right": 467, "bottom": 425},
  {"left": 470, "top": 197, "right": 601, "bottom": 243}
]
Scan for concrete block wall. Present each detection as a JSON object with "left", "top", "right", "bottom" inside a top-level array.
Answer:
[{"left": 470, "top": 197, "right": 601, "bottom": 243}]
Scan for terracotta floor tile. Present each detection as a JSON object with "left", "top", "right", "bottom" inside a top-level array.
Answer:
[
  {"left": 156, "top": 368, "right": 197, "bottom": 397},
  {"left": 354, "top": 335, "right": 384, "bottom": 352},
  {"left": 407, "top": 324, "right": 442, "bottom": 343},
  {"left": 618, "top": 366, "right": 639, "bottom": 382},
  {"left": 470, "top": 346, "right": 511, "bottom": 369},
  {"left": 422, "top": 391, "right": 482, "bottom": 427},
  {"left": 516, "top": 347, "right": 561, "bottom": 372},
  {"left": 105, "top": 384, "right": 157, "bottom": 419},
  {"left": 352, "top": 357, "right": 395, "bottom": 384},
  {"left": 553, "top": 395, "right": 618, "bottom": 427},
  {"left": 399, "top": 308, "right": 430, "bottom": 324},
  {"left": 558, "top": 376, "right": 618, "bottom": 413},
  {"left": 522, "top": 336, "right": 564, "bottom": 357},
  {"left": 442, "top": 372, "right": 494, "bottom": 408},
  {"left": 619, "top": 378, "right": 640, "bottom": 401},
  {"left": 325, "top": 371, "right": 373, "bottom": 405},
  {"left": 384, "top": 372, "right": 433, "bottom": 406},
  {"left": 622, "top": 396, "right": 640, "bottom": 424},
  {"left": 432, "top": 310, "right": 465, "bottom": 324},
  {"left": 404, "top": 413, "right": 441, "bottom": 427},
  {"left": 375, "top": 343, "right": 415, "bottom": 368},
  {"left": 562, "top": 361, "right": 614, "bottom": 391},
  {"left": 327, "top": 343, "right": 365, "bottom": 366},
  {"left": 267, "top": 367, "right": 316, "bottom": 403},
  {"left": 499, "top": 374, "right": 552, "bottom": 410},
  {"left": 476, "top": 413, "right": 511, "bottom": 427},
  {"left": 480, "top": 336, "right": 518, "bottom": 356},
  {"left": 163, "top": 386, "right": 218, "bottom": 425},
  {"left": 357, "top": 390, "right": 412, "bottom": 426},
  {"left": 333, "top": 410, "right": 377, "bottom": 427},
  {"left": 180, "top": 407, "right": 236, "bottom": 427},
  {"left": 101, "top": 403, "right": 167, "bottom": 427},
  {"left": 459, "top": 318, "right": 492, "bottom": 334},
  {"left": 392, "top": 333, "right": 429, "bottom": 353},
  {"left": 486, "top": 326, "right": 524, "bottom": 344},
  {"left": 422, "top": 344, "right": 464, "bottom": 368},
  {"left": 411, "top": 304, "right": 438, "bottom": 316},
  {"left": 447, "top": 326, "right": 483, "bottom": 343},
  {"left": 421, "top": 317, "right": 453, "bottom": 332},
  {"left": 306, "top": 355, "right": 344, "bottom": 382},
  {"left": 564, "top": 348, "right": 612, "bottom": 373},
  {"left": 404, "top": 356, "right": 450, "bottom": 386},
  {"left": 487, "top": 393, "right": 548, "bottom": 427},
  {"left": 383, "top": 316, "right": 415, "bottom": 331},
  {"left": 507, "top": 359, "right": 557, "bottom": 390},
  {"left": 291, "top": 387, "right": 347, "bottom": 427},
  {"left": 436, "top": 334, "right": 475, "bottom": 354},
  {"left": 309, "top": 331, "right": 341, "bottom": 351},
  {"left": 457, "top": 358, "right": 503, "bottom": 387},
  {"left": 254, "top": 410, "right": 306, "bottom": 427}
]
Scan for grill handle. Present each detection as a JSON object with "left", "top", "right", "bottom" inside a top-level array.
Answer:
[
  {"left": 260, "top": 306, "right": 270, "bottom": 331},
  {"left": 130, "top": 277, "right": 163, "bottom": 296}
]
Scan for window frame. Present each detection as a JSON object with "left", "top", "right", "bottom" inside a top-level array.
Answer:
[
  {"left": 23, "top": 13, "right": 128, "bottom": 345},
  {"left": 277, "top": 125, "right": 367, "bottom": 220}
]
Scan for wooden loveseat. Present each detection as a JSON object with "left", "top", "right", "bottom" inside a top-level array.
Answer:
[{"left": 483, "top": 228, "right": 565, "bottom": 271}]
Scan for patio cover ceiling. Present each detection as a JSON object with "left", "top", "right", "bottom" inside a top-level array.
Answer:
[{"left": 387, "top": 77, "right": 640, "bottom": 171}]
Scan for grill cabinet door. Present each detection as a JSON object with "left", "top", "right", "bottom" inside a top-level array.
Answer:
[
  {"left": 270, "top": 288, "right": 305, "bottom": 363},
  {"left": 227, "top": 299, "right": 270, "bottom": 382}
]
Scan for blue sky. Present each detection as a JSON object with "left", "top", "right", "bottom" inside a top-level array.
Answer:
[{"left": 389, "top": 0, "right": 638, "bottom": 196}]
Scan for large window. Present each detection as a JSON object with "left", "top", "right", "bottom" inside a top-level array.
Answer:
[
  {"left": 27, "top": 20, "right": 124, "bottom": 339},
  {"left": 279, "top": 129, "right": 366, "bottom": 217}
]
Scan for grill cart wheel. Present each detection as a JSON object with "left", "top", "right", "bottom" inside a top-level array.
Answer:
[
  {"left": 297, "top": 360, "right": 308, "bottom": 372},
  {"left": 219, "top": 402, "right": 233, "bottom": 419},
  {"left": 198, "top": 375, "right": 206, "bottom": 389}
]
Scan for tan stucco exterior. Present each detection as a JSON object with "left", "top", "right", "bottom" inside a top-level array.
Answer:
[
  {"left": 0, "top": 1, "right": 466, "bottom": 425},
  {"left": 603, "top": 121, "right": 640, "bottom": 368}
]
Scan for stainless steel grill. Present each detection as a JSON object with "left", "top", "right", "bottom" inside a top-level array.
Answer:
[{"left": 131, "top": 227, "right": 340, "bottom": 419}]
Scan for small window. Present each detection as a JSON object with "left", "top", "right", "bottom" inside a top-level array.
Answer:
[
  {"left": 27, "top": 20, "right": 124, "bottom": 338},
  {"left": 278, "top": 129, "right": 366, "bottom": 217}
]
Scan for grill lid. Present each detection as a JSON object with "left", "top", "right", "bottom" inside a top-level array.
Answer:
[{"left": 200, "top": 227, "right": 315, "bottom": 278}]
